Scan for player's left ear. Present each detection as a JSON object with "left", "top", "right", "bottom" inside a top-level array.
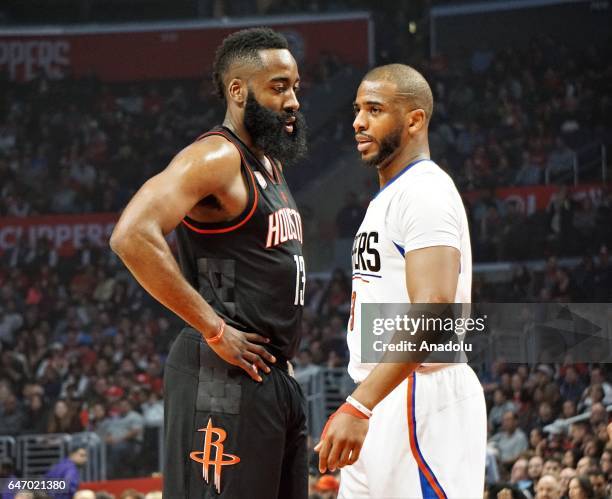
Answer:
[
  {"left": 227, "top": 78, "right": 247, "bottom": 106},
  {"left": 406, "top": 109, "right": 427, "bottom": 134}
]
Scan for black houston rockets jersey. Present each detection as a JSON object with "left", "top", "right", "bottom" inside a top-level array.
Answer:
[{"left": 175, "top": 126, "right": 305, "bottom": 360}]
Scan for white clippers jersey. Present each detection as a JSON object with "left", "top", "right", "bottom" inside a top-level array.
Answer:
[{"left": 347, "top": 159, "right": 472, "bottom": 383}]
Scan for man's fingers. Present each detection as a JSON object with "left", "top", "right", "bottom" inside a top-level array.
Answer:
[
  {"left": 248, "top": 343, "right": 276, "bottom": 364},
  {"left": 347, "top": 444, "right": 361, "bottom": 465},
  {"left": 326, "top": 438, "right": 344, "bottom": 472},
  {"left": 317, "top": 439, "right": 331, "bottom": 474},
  {"left": 244, "top": 352, "right": 271, "bottom": 374},
  {"left": 244, "top": 332, "right": 270, "bottom": 344},
  {"left": 239, "top": 359, "right": 262, "bottom": 382},
  {"left": 338, "top": 445, "right": 353, "bottom": 468}
]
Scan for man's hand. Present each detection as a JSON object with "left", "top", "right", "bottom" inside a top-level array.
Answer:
[
  {"left": 207, "top": 324, "right": 276, "bottom": 382},
  {"left": 314, "top": 405, "right": 369, "bottom": 473}
]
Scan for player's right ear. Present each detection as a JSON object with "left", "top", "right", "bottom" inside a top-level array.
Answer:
[{"left": 227, "top": 78, "right": 246, "bottom": 106}]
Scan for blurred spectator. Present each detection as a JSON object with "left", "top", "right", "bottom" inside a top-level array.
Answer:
[
  {"left": 586, "top": 366, "right": 612, "bottom": 405},
  {"left": 546, "top": 138, "right": 574, "bottom": 182},
  {"left": 489, "top": 389, "right": 517, "bottom": 433},
  {"left": 0, "top": 392, "right": 24, "bottom": 435},
  {"left": 46, "top": 399, "right": 83, "bottom": 434},
  {"left": 527, "top": 455, "right": 544, "bottom": 490},
  {"left": 514, "top": 152, "right": 541, "bottom": 186},
  {"left": 509, "top": 458, "right": 531, "bottom": 494},
  {"left": 0, "top": 301, "right": 23, "bottom": 345},
  {"left": 567, "top": 476, "right": 594, "bottom": 499},
  {"left": 575, "top": 456, "right": 596, "bottom": 476},
  {"left": 22, "top": 393, "right": 49, "bottom": 433},
  {"left": 542, "top": 459, "right": 561, "bottom": 480},
  {"left": 140, "top": 388, "right": 163, "bottom": 428},
  {"left": 88, "top": 402, "right": 113, "bottom": 440},
  {"left": 561, "top": 399, "right": 577, "bottom": 419},
  {"left": 44, "top": 446, "right": 88, "bottom": 499},
  {"left": 105, "top": 398, "right": 144, "bottom": 478},
  {"left": 587, "top": 470, "right": 606, "bottom": 498},
  {"left": 559, "top": 467, "right": 576, "bottom": 498},
  {"left": 534, "top": 474, "right": 561, "bottom": 499},
  {"left": 559, "top": 366, "right": 584, "bottom": 404},
  {"left": 534, "top": 401, "right": 556, "bottom": 431},
  {"left": 489, "top": 411, "right": 529, "bottom": 469}
]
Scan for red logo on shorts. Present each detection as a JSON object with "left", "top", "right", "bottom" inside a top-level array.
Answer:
[{"left": 189, "top": 418, "right": 241, "bottom": 493}]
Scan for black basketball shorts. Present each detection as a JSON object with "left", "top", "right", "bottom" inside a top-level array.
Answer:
[{"left": 163, "top": 327, "right": 308, "bottom": 499}]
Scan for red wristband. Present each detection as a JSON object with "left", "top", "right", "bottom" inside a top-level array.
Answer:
[
  {"left": 338, "top": 402, "right": 370, "bottom": 420},
  {"left": 321, "top": 402, "right": 369, "bottom": 440},
  {"left": 205, "top": 319, "right": 225, "bottom": 344}
]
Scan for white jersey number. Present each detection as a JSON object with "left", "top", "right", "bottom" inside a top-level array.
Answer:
[{"left": 293, "top": 255, "right": 306, "bottom": 306}]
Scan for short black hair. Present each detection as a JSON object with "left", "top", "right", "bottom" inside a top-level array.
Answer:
[{"left": 212, "top": 27, "right": 289, "bottom": 101}]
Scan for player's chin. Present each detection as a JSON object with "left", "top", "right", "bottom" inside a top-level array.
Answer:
[
  {"left": 357, "top": 142, "right": 377, "bottom": 157},
  {"left": 360, "top": 149, "right": 379, "bottom": 163}
]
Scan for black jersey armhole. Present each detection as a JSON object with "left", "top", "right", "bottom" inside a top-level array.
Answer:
[{"left": 181, "top": 130, "right": 258, "bottom": 235}]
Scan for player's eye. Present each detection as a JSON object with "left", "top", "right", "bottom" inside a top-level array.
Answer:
[
  {"left": 274, "top": 86, "right": 286, "bottom": 94},
  {"left": 370, "top": 107, "right": 381, "bottom": 115},
  {"left": 293, "top": 86, "right": 300, "bottom": 94}
]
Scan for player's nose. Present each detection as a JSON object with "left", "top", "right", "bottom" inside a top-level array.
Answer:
[
  {"left": 353, "top": 110, "right": 367, "bottom": 132},
  {"left": 284, "top": 89, "right": 299, "bottom": 112}
]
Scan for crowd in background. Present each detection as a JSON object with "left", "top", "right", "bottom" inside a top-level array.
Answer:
[
  {"left": 0, "top": 233, "right": 611, "bottom": 496},
  {"left": 482, "top": 362, "right": 611, "bottom": 498},
  {"left": 0, "top": 240, "right": 170, "bottom": 480},
  {"left": 426, "top": 37, "right": 611, "bottom": 189}
]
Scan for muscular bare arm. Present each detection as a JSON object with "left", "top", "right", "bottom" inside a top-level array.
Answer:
[
  {"left": 348, "top": 246, "right": 460, "bottom": 408},
  {"left": 110, "top": 136, "right": 275, "bottom": 381},
  {"left": 316, "top": 246, "right": 460, "bottom": 472}
]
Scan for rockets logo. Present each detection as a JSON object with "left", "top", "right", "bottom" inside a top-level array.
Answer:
[{"left": 189, "top": 418, "right": 240, "bottom": 493}]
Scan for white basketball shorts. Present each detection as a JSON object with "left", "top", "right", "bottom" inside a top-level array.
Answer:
[{"left": 339, "top": 364, "right": 487, "bottom": 499}]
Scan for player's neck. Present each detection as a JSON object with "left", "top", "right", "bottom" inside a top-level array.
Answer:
[
  {"left": 377, "top": 147, "right": 430, "bottom": 188},
  {"left": 222, "top": 115, "right": 266, "bottom": 162}
]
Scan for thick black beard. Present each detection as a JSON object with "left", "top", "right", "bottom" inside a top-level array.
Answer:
[
  {"left": 364, "top": 127, "right": 403, "bottom": 168},
  {"left": 243, "top": 92, "right": 308, "bottom": 167}
]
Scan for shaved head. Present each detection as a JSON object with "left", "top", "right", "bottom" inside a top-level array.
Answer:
[{"left": 363, "top": 64, "right": 433, "bottom": 122}]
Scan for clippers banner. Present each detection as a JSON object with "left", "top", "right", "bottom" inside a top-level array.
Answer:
[{"left": 0, "top": 13, "right": 372, "bottom": 82}]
